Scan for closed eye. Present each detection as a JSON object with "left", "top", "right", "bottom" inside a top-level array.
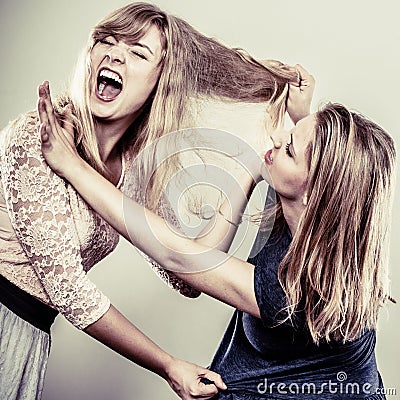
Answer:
[
  {"left": 100, "top": 39, "right": 113, "bottom": 46},
  {"left": 285, "top": 134, "right": 294, "bottom": 157},
  {"left": 99, "top": 36, "right": 117, "bottom": 46},
  {"left": 130, "top": 50, "right": 147, "bottom": 60}
]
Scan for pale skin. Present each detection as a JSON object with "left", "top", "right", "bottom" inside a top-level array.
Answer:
[
  {"left": 87, "top": 26, "right": 164, "bottom": 184},
  {"left": 34, "top": 25, "right": 228, "bottom": 400},
  {"left": 38, "top": 65, "right": 314, "bottom": 395}
]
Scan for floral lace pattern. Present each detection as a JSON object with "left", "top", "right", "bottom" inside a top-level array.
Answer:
[
  {"left": 0, "top": 113, "right": 120, "bottom": 329},
  {"left": 0, "top": 111, "right": 199, "bottom": 333}
]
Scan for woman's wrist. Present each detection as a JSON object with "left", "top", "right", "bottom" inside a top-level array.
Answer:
[
  {"left": 288, "top": 108, "right": 310, "bottom": 125},
  {"left": 157, "top": 353, "right": 177, "bottom": 381},
  {"left": 63, "top": 155, "right": 88, "bottom": 182}
]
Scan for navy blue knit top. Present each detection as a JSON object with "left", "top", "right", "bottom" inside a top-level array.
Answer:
[{"left": 210, "top": 222, "right": 385, "bottom": 399}]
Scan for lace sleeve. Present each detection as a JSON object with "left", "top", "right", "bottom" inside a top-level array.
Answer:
[{"left": 1, "top": 114, "right": 110, "bottom": 330}]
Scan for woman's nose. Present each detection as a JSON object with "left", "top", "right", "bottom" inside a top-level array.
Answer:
[
  {"left": 106, "top": 46, "right": 125, "bottom": 64},
  {"left": 270, "top": 130, "right": 284, "bottom": 148}
]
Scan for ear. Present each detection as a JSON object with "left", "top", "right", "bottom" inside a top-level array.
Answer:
[{"left": 302, "top": 192, "right": 308, "bottom": 207}]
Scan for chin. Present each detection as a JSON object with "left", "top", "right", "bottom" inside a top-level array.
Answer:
[{"left": 261, "top": 171, "right": 274, "bottom": 188}]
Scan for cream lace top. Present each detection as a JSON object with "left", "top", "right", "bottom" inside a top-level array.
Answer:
[{"left": 0, "top": 113, "right": 199, "bottom": 330}]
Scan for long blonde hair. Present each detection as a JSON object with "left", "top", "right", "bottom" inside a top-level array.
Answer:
[
  {"left": 277, "top": 103, "right": 396, "bottom": 344},
  {"left": 55, "top": 2, "right": 296, "bottom": 209}
]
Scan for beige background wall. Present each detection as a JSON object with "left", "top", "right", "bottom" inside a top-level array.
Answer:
[{"left": 0, "top": 1, "right": 399, "bottom": 399}]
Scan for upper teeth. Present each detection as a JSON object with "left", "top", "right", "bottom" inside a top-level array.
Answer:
[{"left": 99, "top": 69, "right": 122, "bottom": 85}]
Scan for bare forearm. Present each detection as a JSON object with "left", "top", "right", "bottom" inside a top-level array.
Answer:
[
  {"left": 195, "top": 169, "right": 256, "bottom": 252},
  {"left": 64, "top": 159, "right": 193, "bottom": 272},
  {"left": 85, "top": 305, "right": 172, "bottom": 379},
  {"left": 65, "top": 160, "right": 259, "bottom": 316},
  {"left": 83, "top": 305, "right": 228, "bottom": 397},
  {"left": 65, "top": 159, "right": 129, "bottom": 239}
]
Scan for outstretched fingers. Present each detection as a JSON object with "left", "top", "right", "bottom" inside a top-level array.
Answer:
[
  {"left": 38, "top": 81, "right": 58, "bottom": 146},
  {"left": 38, "top": 81, "right": 75, "bottom": 148},
  {"left": 37, "top": 81, "right": 79, "bottom": 177},
  {"left": 39, "top": 121, "right": 50, "bottom": 146},
  {"left": 38, "top": 81, "right": 57, "bottom": 130}
]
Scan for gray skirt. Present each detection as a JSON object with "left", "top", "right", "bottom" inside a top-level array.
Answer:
[{"left": 0, "top": 302, "right": 51, "bottom": 400}]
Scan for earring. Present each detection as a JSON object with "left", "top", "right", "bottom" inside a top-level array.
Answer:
[{"left": 302, "top": 193, "right": 308, "bottom": 206}]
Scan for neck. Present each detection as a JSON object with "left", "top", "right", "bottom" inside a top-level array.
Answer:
[
  {"left": 95, "top": 119, "right": 131, "bottom": 163},
  {"left": 280, "top": 197, "right": 305, "bottom": 236}
]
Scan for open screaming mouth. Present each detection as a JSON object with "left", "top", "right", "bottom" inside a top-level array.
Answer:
[{"left": 97, "top": 68, "right": 123, "bottom": 100}]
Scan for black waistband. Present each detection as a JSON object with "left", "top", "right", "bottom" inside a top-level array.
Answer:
[{"left": 0, "top": 275, "right": 58, "bottom": 333}]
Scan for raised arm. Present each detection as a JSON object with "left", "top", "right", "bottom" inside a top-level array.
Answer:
[
  {"left": 286, "top": 64, "right": 315, "bottom": 124},
  {"left": 38, "top": 82, "right": 259, "bottom": 318},
  {"left": 39, "top": 63, "right": 315, "bottom": 318},
  {"left": 194, "top": 156, "right": 262, "bottom": 253},
  {"left": 35, "top": 84, "right": 226, "bottom": 400},
  {"left": 196, "top": 63, "right": 314, "bottom": 252}
]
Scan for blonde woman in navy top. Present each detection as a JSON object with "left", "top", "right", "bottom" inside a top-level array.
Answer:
[{"left": 38, "top": 66, "right": 395, "bottom": 399}]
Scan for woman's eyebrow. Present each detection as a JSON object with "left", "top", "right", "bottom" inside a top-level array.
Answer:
[{"left": 134, "top": 42, "right": 154, "bottom": 55}]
